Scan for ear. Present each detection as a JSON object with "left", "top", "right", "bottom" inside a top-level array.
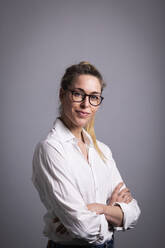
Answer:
[{"left": 59, "top": 88, "right": 65, "bottom": 102}]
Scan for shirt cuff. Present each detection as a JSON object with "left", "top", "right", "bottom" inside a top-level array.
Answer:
[{"left": 113, "top": 200, "right": 140, "bottom": 231}]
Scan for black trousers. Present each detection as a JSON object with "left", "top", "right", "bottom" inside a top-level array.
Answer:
[{"left": 47, "top": 238, "right": 114, "bottom": 248}]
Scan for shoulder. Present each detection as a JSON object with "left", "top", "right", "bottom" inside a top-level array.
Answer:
[
  {"left": 32, "top": 139, "right": 67, "bottom": 177},
  {"left": 33, "top": 137, "right": 64, "bottom": 163}
]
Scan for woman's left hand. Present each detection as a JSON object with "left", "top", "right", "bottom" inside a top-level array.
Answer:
[
  {"left": 87, "top": 203, "right": 106, "bottom": 215},
  {"left": 87, "top": 202, "right": 124, "bottom": 226}
]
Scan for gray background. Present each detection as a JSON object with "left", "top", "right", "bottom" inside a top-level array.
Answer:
[{"left": 1, "top": 0, "right": 164, "bottom": 247}]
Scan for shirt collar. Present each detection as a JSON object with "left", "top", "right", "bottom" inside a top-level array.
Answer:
[
  {"left": 82, "top": 128, "right": 94, "bottom": 147},
  {"left": 53, "top": 118, "right": 75, "bottom": 142},
  {"left": 53, "top": 117, "right": 94, "bottom": 147}
]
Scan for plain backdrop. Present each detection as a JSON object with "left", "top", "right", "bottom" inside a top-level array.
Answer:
[{"left": 1, "top": 0, "right": 165, "bottom": 247}]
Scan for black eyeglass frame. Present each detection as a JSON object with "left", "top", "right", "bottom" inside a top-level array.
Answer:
[{"left": 66, "top": 89, "right": 104, "bottom": 106}]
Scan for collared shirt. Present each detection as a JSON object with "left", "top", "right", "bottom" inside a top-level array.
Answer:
[{"left": 32, "top": 118, "right": 140, "bottom": 245}]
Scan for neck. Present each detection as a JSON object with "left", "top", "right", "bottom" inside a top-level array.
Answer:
[{"left": 59, "top": 115, "right": 83, "bottom": 141}]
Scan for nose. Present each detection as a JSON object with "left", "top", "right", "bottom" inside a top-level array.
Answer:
[{"left": 80, "top": 95, "right": 90, "bottom": 108}]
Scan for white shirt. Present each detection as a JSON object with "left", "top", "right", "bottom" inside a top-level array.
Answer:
[{"left": 32, "top": 118, "right": 140, "bottom": 246}]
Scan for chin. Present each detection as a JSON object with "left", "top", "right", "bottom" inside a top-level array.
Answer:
[{"left": 74, "top": 117, "right": 89, "bottom": 128}]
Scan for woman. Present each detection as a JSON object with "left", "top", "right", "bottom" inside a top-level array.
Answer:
[{"left": 32, "top": 62, "right": 141, "bottom": 248}]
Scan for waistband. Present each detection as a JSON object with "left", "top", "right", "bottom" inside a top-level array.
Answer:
[{"left": 47, "top": 238, "right": 114, "bottom": 248}]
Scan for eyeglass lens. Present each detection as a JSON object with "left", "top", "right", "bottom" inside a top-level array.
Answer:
[{"left": 71, "top": 91, "right": 103, "bottom": 106}]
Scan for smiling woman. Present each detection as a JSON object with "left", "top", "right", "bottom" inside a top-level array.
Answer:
[
  {"left": 32, "top": 62, "right": 141, "bottom": 248},
  {"left": 60, "top": 74, "right": 101, "bottom": 132}
]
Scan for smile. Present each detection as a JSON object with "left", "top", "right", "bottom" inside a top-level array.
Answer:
[{"left": 76, "top": 111, "right": 90, "bottom": 117}]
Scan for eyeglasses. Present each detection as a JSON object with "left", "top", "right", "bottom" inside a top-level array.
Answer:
[{"left": 67, "top": 89, "right": 104, "bottom": 106}]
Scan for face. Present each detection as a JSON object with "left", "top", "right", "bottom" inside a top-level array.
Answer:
[{"left": 60, "top": 74, "right": 102, "bottom": 129}]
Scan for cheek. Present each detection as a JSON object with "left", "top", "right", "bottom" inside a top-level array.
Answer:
[
  {"left": 63, "top": 100, "right": 77, "bottom": 116},
  {"left": 91, "top": 106, "right": 99, "bottom": 114},
  {"left": 62, "top": 99, "right": 71, "bottom": 114}
]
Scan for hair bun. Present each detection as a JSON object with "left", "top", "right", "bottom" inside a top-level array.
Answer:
[{"left": 79, "top": 61, "right": 91, "bottom": 66}]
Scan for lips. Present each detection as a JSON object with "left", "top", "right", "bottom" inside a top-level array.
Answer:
[{"left": 76, "top": 110, "right": 90, "bottom": 117}]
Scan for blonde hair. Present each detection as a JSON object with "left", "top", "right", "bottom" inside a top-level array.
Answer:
[
  {"left": 85, "top": 116, "right": 106, "bottom": 162},
  {"left": 60, "top": 61, "right": 106, "bottom": 162}
]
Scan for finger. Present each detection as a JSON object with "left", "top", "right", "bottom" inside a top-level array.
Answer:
[
  {"left": 108, "top": 182, "right": 124, "bottom": 205},
  {"left": 53, "top": 217, "right": 60, "bottom": 223},
  {"left": 118, "top": 192, "right": 131, "bottom": 201},
  {"left": 122, "top": 194, "right": 129, "bottom": 202},
  {"left": 109, "top": 193, "right": 118, "bottom": 205},
  {"left": 118, "top": 188, "right": 130, "bottom": 196},
  {"left": 116, "top": 191, "right": 131, "bottom": 202},
  {"left": 116, "top": 195, "right": 125, "bottom": 202},
  {"left": 125, "top": 196, "right": 133, "bottom": 204},
  {"left": 113, "top": 182, "right": 124, "bottom": 194},
  {"left": 122, "top": 194, "right": 133, "bottom": 203},
  {"left": 111, "top": 183, "right": 124, "bottom": 200}
]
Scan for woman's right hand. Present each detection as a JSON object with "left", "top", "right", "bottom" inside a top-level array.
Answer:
[{"left": 108, "top": 182, "right": 133, "bottom": 206}]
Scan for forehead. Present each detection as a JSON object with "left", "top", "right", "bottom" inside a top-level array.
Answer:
[{"left": 72, "top": 74, "right": 101, "bottom": 93}]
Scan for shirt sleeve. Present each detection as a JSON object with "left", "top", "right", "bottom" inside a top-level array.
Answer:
[
  {"left": 104, "top": 145, "right": 141, "bottom": 231},
  {"left": 32, "top": 141, "right": 109, "bottom": 244}
]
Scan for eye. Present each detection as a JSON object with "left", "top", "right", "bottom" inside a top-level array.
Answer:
[
  {"left": 90, "top": 95, "right": 100, "bottom": 100},
  {"left": 72, "top": 91, "right": 82, "bottom": 97}
]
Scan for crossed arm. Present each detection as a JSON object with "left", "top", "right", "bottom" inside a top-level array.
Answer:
[{"left": 54, "top": 182, "right": 133, "bottom": 234}]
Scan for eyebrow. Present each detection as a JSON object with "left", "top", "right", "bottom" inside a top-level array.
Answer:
[{"left": 73, "top": 88, "right": 101, "bottom": 95}]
